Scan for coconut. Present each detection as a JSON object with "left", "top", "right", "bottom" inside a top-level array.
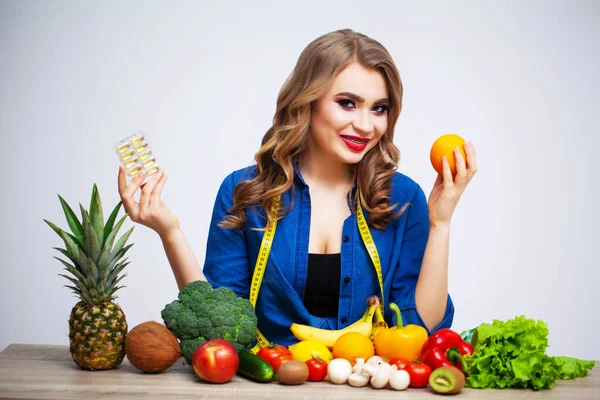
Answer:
[{"left": 125, "top": 321, "right": 181, "bottom": 373}]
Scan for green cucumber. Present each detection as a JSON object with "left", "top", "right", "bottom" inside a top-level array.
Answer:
[{"left": 237, "top": 350, "right": 275, "bottom": 382}]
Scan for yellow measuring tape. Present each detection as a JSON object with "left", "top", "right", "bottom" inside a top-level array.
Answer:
[
  {"left": 248, "top": 192, "right": 384, "bottom": 354},
  {"left": 248, "top": 200, "right": 279, "bottom": 353},
  {"left": 355, "top": 195, "right": 385, "bottom": 314}
]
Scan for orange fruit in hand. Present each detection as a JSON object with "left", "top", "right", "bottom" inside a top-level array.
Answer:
[
  {"left": 332, "top": 332, "right": 374, "bottom": 365},
  {"left": 430, "top": 134, "right": 466, "bottom": 176}
]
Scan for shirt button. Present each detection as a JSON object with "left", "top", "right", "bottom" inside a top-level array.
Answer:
[
  {"left": 344, "top": 277, "right": 351, "bottom": 283},
  {"left": 343, "top": 236, "right": 350, "bottom": 243},
  {"left": 341, "top": 317, "right": 348, "bottom": 324}
]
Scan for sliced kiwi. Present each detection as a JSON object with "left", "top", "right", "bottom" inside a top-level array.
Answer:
[{"left": 429, "top": 366, "right": 465, "bottom": 395}]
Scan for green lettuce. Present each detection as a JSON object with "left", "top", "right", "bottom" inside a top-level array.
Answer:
[
  {"left": 464, "top": 316, "right": 595, "bottom": 390},
  {"left": 553, "top": 356, "right": 596, "bottom": 380}
]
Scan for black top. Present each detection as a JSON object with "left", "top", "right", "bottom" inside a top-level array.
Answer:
[{"left": 303, "top": 253, "right": 341, "bottom": 318}]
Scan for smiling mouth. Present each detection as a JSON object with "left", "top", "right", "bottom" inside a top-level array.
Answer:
[{"left": 340, "top": 135, "right": 369, "bottom": 144}]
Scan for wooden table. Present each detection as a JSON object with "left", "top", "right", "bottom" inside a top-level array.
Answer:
[{"left": 0, "top": 344, "right": 598, "bottom": 399}]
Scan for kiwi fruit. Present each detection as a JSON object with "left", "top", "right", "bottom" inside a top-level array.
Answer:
[
  {"left": 276, "top": 360, "right": 309, "bottom": 385},
  {"left": 429, "top": 366, "right": 465, "bottom": 394}
]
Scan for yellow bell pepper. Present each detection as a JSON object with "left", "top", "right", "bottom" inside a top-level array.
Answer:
[{"left": 374, "top": 303, "right": 428, "bottom": 362}]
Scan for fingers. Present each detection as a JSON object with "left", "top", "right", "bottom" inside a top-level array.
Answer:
[
  {"left": 139, "top": 170, "right": 164, "bottom": 210},
  {"left": 454, "top": 146, "right": 467, "bottom": 186},
  {"left": 150, "top": 171, "right": 168, "bottom": 208},
  {"left": 117, "top": 165, "right": 128, "bottom": 194},
  {"left": 442, "top": 156, "right": 453, "bottom": 190},
  {"left": 121, "top": 169, "right": 145, "bottom": 199},
  {"left": 464, "top": 141, "right": 478, "bottom": 176},
  {"left": 118, "top": 167, "right": 145, "bottom": 220}
]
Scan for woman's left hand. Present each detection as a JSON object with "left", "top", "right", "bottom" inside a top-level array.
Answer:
[{"left": 428, "top": 141, "right": 477, "bottom": 228}]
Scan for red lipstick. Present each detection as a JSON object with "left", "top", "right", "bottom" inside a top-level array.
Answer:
[{"left": 340, "top": 135, "right": 370, "bottom": 151}]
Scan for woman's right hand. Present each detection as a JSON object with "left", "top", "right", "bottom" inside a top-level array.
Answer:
[{"left": 118, "top": 165, "right": 180, "bottom": 238}]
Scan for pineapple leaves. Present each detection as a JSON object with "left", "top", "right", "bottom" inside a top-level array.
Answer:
[
  {"left": 97, "top": 238, "right": 132, "bottom": 287},
  {"left": 53, "top": 247, "right": 71, "bottom": 261},
  {"left": 53, "top": 249, "right": 94, "bottom": 288},
  {"left": 78, "top": 290, "right": 94, "bottom": 304},
  {"left": 106, "top": 260, "right": 129, "bottom": 288},
  {"left": 112, "top": 243, "right": 134, "bottom": 266},
  {"left": 59, "top": 274, "right": 85, "bottom": 292},
  {"left": 89, "top": 184, "right": 105, "bottom": 246},
  {"left": 80, "top": 204, "right": 101, "bottom": 264},
  {"left": 54, "top": 257, "right": 86, "bottom": 283},
  {"left": 108, "top": 284, "right": 126, "bottom": 299},
  {"left": 103, "top": 201, "right": 122, "bottom": 246},
  {"left": 47, "top": 185, "right": 134, "bottom": 304},
  {"left": 64, "top": 285, "right": 83, "bottom": 298},
  {"left": 97, "top": 215, "right": 130, "bottom": 268},
  {"left": 112, "top": 227, "right": 134, "bottom": 259},
  {"left": 87, "top": 256, "right": 99, "bottom": 281},
  {"left": 44, "top": 220, "right": 81, "bottom": 262},
  {"left": 66, "top": 233, "right": 84, "bottom": 251},
  {"left": 58, "top": 195, "right": 85, "bottom": 248}
]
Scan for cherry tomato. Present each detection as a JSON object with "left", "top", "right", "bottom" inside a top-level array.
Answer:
[
  {"left": 305, "top": 358, "right": 328, "bottom": 382},
  {"left": 257, "top": 344, "right": 291, "bottom": 365},
  {"left": 406, "top": 362, "right": 432, "bottom": 388},
  {"left": 271, "top": 354, "right": 294, "bottom": 372},
  {"left": 388, "top": 358, "right": 411, "bottom": 371}
]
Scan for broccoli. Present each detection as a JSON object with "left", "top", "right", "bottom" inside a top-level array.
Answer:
[{"left": 161, "top": 280, "right": 258, "bottom": 364}]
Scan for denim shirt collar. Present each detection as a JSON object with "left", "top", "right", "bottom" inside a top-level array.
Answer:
[
  {"left": 292, "top": 161, "right": 358, "bottom": 210},
  {"left": 293, "top": 162, "right": 309, "bottom": 188}
]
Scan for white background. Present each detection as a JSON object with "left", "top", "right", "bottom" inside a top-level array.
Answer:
[{"left": 1, "top": 0, "right": 598, "bottom": 359}]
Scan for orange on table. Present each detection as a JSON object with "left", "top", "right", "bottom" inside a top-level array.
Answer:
[
  {"left": 332, "top": 332, "right": 374, "bottom": 365},
  {"left": 430, "top": 134, "right": 466, "bottom": 176}
]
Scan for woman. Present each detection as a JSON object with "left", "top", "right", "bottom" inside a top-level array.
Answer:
[{"left": 118, "top": 29, "right": 477, "bottom": 346}]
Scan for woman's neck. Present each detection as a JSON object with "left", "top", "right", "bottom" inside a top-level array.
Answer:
[{"left": 298, "top": 147, "right": 354, "bottom": 191}]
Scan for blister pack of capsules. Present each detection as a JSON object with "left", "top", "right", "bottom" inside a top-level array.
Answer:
[{"left": 114, "top": 133, "right": 159, "bottom": 182}]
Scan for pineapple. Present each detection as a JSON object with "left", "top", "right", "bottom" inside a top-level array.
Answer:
[{"left": 45, "top": 184, "right": 134, "bottom": 370}]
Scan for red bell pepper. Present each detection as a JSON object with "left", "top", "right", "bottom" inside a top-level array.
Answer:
[{"left": 419, "top": 328, "right": 474, "bottom": 373}]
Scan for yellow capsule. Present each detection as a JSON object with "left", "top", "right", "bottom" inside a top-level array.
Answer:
[
  {"left": 138, "top": 149, "right": 152, "bottom": 160},
  {"left": 146, "top": 166, "right": 159, "bottom": 175},
  {"left": 116, "top": 143, "right": 130, "bottom": 153},
  {"left": 127, "top": 165, "right": 143, "bottom": 176},
  {"left": 123, "top": 158, "right": 139, "bottom": 168},
  {"left": 134, "top": 142, "right": 148, "bottom": 152},
  {"left": 120, "top": 150, "right": 135, "bottom": 160},
  {"left": 142, "top": 157, "right": 156, "bottom": 168},
  {"left": 131, "top": 134, "right": 145, "bottom": 145}
]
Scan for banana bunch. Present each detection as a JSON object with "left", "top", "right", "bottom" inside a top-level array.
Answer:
[{"left": 290, "top": 296, "right": 381, "bottom": 348}]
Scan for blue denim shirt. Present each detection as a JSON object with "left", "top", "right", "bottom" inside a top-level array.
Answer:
[{"left": 204, "top": 165, "right": 454, "bottom": 346}]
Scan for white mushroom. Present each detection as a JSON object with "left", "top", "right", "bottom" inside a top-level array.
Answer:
[
  {"left": 366, "top": 355, "right": 384, "bottom": 367},
  {"left": 389, "top": 367, "right": 410, "bottom": 390},
  {"left": 348, "top": 358, "right": 370, "bottom": 387},
  {"left": 363, "top": 360, "right": 392, "bottom": 389},
  {"left": 327, "top": 358, "right": 353, "bottom": 384},
  {"left": 352, "top": 358, "right": 366, "bottom": 373}
]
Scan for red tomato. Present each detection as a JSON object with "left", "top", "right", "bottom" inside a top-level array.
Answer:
[
  {"left": 271, "top": 354, "right": 294, "bottom": 372},
  {"left": 389, "top": 358, "right": 411, "bottom": 371},
  {"left": 192, "top": 339, "right": 239, "bottom": 383},
  {"left": 257, "top": 344, "right": 290, "bottom": 363},
  {"left": 305, "top": 358, "right": 328, "bottom": 382},
  {"left": 406, "top": 362, "right": 432, "bottom": 388},
  {"left": 276, "top": 344, "right": 292, "bottom": 356}
]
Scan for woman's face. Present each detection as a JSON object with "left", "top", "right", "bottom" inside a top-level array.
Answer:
[{"left": 309, "top": 62, "right": 389, "bottom": 165}]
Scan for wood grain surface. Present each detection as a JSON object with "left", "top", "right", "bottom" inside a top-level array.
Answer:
[{"left": 1, "top": 344, "right": 599, "bottom": 399}]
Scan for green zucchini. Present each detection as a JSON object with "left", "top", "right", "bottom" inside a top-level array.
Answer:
[{"left": 237, "top": 350, "right": 275, "bottom": 382}]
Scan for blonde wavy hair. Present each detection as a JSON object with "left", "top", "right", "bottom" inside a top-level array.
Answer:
[{"left": 221, "top": 29, "right": 405, "bottom": 230}]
